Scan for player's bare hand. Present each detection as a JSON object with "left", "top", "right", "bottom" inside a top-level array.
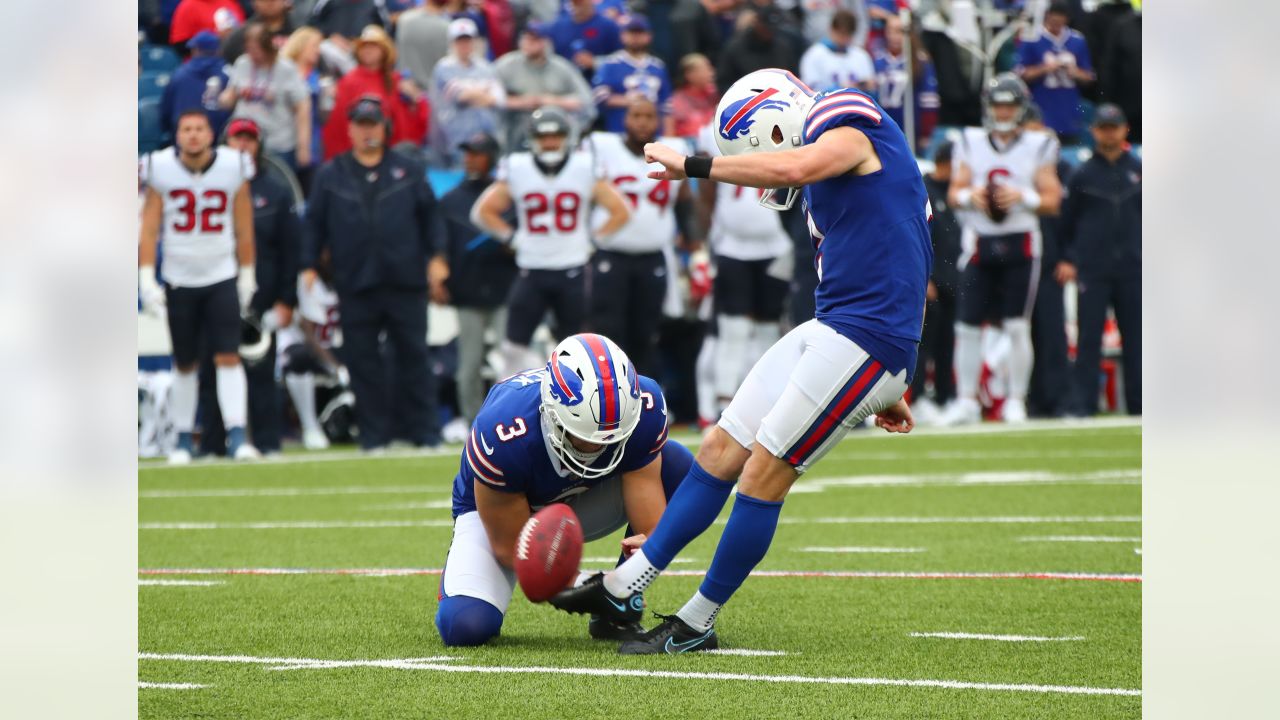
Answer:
[
  {"left": 621, "top": 534, "right": 648, "bottom": 557},
  {"left": 645, "top": 142, "right": 688, "bottom": 181},
  {"left": 301, "top": 268, "right": 318, "bottom": 292},
  {"left": 993, "top": 185, "right": 1022, "bottom": 210},
  {"left": 874, "top": 399, "right": 914, "bottom": 434},
  {"left": 926, "top": 280, "right": 938, "bottom": 302},
  {"left": 970, "top": 186, "right": 990, "bottom": 214},
  {"left": 1054, "top": 260, "right": 1077, "bottom": 285}
]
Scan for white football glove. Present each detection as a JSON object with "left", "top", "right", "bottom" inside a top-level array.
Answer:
[
  {"left": 237, "top": 265, "right": 257, "bottom": 314},
  {"left": 335, "top": 365, "right": 351, "bottom": 388},
  {"left": 138, "top": 265, "right": 166, "bottom": 317}
]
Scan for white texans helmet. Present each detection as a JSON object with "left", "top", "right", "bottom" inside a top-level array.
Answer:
[
  {"left": 714, "top": 68, "right": 816, "bottom": 210},
  {"left": 540, "top": 333, "right": 644, "bottom": 479}
]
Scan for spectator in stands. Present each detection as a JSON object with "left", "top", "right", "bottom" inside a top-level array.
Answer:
[
  {"left": 161, "top": 31, "right": 233, "bottom": 138},
  {"left": 864, "top": 0, "right": 898, "bottom": 52},
  {"left": 716, "top": 2, "right": 804, "bottom": 95},
  {"left": 872, "top": 17, "right": 938, "bottom": 151},
  {"left": 308, "top": 0, "right": 388, "bottom": 43},
  {"left": 494, "top": 24, "right": 595, "bottom": 151},
  {"left": 548, "top": 0, "right": 622, "bottom": 78},
  {"left": 1057, "top": 104, "right": 1140, "bottom": 416},
  {"left": 303, "top": 96, "right": 448, "bottom": 451},
  {"left": 1100, "top": 9, "right": 1140, "bottom": 143},
  {"left": 198, "top": 118, "right": 301, "bottom": 455},
  {"left": 280, "top": 27, "right": 329, "bottom": 187},
  {"left": 435, "top": 133, "right": 517, "bottom": 442},
  {"left": 789, "top": 0, "right": 870, "bottom": 48},
  {"left": 669, "top": 53, "right": 718, "bottom": 138},
  {"left": 433, "top": 18, "right": 507, "bottom": 164},
  {"left": 222, "top": 0, "right": 296, "bottom": 62},
  {"left": 909, "top": 138, "right": 959, "bottom": 423},
  {"left": 396, "top": 1, "right": 452, "bottom": 92},
  {"left": 221, "top": 21, "right": 314, "bottom": 169},
  {"left": 170, "top": 0, "right": 246, "bottom": 49},
  {"left": 322, "top": 25, "right": 430, "bottom": 159},
  {"left": 1017, "top": 2, "right": 1095, "bottom": 144},
  {"left": 799, "top": 9, "right": 874, "bottom": 94},
  {"left": 670, "top": 0, "right": 739, "bottom": 72},
  {"left": 592, "top": 16, "right": 675, "bottom": 135}
]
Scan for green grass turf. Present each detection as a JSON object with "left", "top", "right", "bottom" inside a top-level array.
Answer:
[{"left": 139, "top": 421, "right": 1141, "bottom": 719}]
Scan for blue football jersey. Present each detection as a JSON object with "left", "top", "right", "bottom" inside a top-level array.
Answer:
[
  {"left": 800, "top": 88, "right": 933, "bottom": 378},
  {"left": 871, "top": 52, "right": 940, "bottom": 138},
  {"left": 591, "top": 53, "right": 673, "bottom": 133},
  {"left": 1016, "top": 29, "right": 1093, "bottom": 138},
  {"left": 451, "top": 369, "right": 670, "bottom": 517}
]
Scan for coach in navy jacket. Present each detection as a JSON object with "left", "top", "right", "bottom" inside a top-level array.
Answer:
[{"left": 302, "top": 96, "right": 447, "bottom": 449}]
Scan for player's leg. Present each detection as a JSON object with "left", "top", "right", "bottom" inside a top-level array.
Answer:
[
  {"left": 712, "top": 256, "right": 753, "bottom": 411},
  {"left": 204, "top": 278, "right": 258, "bottom": 458},
  {"left": 944, "top": 255, "right": 991, "bottom": 425},
  {"left": 589, "top": 251, "right": 629, "bottom": 351},
  {"left": 245, "top": 335, "right": 281, "bottom": 453},
  {"left": 749, "top": 255, "right": 789, "bottom": 361},
  {"left": 626, "top": 252, "right": 669, "bottom": 377},
  {"left": 550, "top": 266, "right": 588, "bottom": 338},
  {"left": 501, "top": 270, "right": 549, "bottom": 378},
  {"left": 1071, "top": 275, "right": 1111, "bottom": 416},
  {"left": 695, "top": 330, "right": 718, "bottom": 428},
  {"left": 283, "top": 345, "right": 328, "bottom": 449},
  {"left": 451, "top": 307, "right": 489, "bottom": 445},
  {"left": 340, "top": 291, "right": 391, "bottom": 449},
  {"left": 1000, "top": 251, "right": 1041, "bottom": 422},
  {"left": 164, "top": 285, "right": 202, "bottom": 464},
  {"left": 384, "top": 287, "right": 436, "bottom": 446},
  {"left": 1112, "top": 274, "right": 1141, "bottom": 415},
  {"left": 935, "top": 285, "right": 958, "bottom": 405},
  {"left": 435, "top": 511, "right": 517, "bottom": 647}
]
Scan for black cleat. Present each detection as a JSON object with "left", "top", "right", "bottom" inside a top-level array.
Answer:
[
  {"left": 588, "top": 615, "right": 647, "bottom": 642},
  {"left": 618, "top": 613, "right": 719, "bottom": 655},
  {"left": 548, "top": 572, "right": 643, "bottom": 624}
]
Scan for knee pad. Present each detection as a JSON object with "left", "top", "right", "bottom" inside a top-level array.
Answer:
[{"left": 435, "top": 595, "right": 504, "bottom": 647}]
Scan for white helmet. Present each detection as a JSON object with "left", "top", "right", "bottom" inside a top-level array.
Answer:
[
  {"left": 539, "top": 333, "right": 644, "bottom": 479},
  {"left": 714, "top": 68, "right": 816, "bottom": 210}
]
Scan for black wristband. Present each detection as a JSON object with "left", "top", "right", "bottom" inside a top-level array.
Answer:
[{"left": 684, "top": 154, "right": 713, "bottom": 179}]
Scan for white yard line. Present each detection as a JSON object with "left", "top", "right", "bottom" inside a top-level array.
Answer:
[
  {"left": 1018, "top": 536, "right": 1143, "bottom": 543},
  {"left": 138, "top": 681, "right": 209, "bottom": 690},
  {"left": 139, "top": 446, "right": 458, "bottom": 472},
  {"left": 138, "top": 651, "right": 1138, "bottom": 697},
  {"left": 703, "top": 649, "right": 789, "bottom": 657},
  {"left": 140, "top": 485, "right": 448, "bottom": 499},
  {"left": 909, "top": 632, "right": 1086, "bottom": 642},
  {"left": 789, "top": 469, "right": 1139, "bottom": 494},
  {"left": 138, "top": 567, "right": 1141, "bottom": 582},
  {"left": 138, "top": 579, "right": 224, "bottom": 587},
  {"left": 139, "top": 520, "right": 455, "bottom": 530},
  {"left": 798, "top": 547, "right": 926, "bottom": 554}
]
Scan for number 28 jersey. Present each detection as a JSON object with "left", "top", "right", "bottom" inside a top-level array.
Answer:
[
  {"left": 450, "top": 368, "right": 670, "bottom": 517},
  {"left": 499, "top": 150, "right": 601, "bottom": 270},
  {"left": 140, "top": 147, "right": 254, "bottom": 288}
]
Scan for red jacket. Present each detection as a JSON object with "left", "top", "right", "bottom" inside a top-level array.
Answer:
[
  {"left": 169, "top": 0, "right": 245, "bottom": 44},
  {"left": 322, "top": 67, "right": 430, "bottom": 160}
]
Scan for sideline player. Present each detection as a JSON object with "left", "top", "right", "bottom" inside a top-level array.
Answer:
[
  {"left": 278, "top": 252, "right": 344, "bottom": 450},
  {"left": 551, "top": 68, "right": 929, "bottom": 653},
  {"left": 938, "top": 73, "right": 1063, "bottom": 425},
  {"left": 435, "top": 333, "right": 692, "bottom": 646},
  {"left": 472, "top": 106, "right": 631, "bottom": 378},
  {"left": 588, "top": 97, "right": 699, "bottom": 376},
  {"left": 139, "top": 109, "right": 260, "bottom": 463}
]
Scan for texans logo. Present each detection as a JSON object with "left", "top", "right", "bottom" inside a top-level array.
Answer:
[
  {"left": 547, "top": 356, "right": 586, "bottom": 407},
  {"left": 719, "top": 88, "right": 790, "bottom": 141}
]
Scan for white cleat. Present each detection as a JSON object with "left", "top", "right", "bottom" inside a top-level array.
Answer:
[
  {"left": 938, "top": 398, "right": 982, "bottom": 426},
  {"left": 302, "top": 428, "right": 331, "bottom": 450},
  {"left": 1002, "top": 398, "right": 1028, "bottom": 423},
  {"left": 911, "top": 397, "right": 942, "bottom": 426},
  {"left": 168, "top": 448, "right": 192, "bottom": 465},
  {"left": 233, "top": 443, "right": 262, "bottom": 461},
  {"left": 441, "top": 416, "right": 470, "bottom": 445}
]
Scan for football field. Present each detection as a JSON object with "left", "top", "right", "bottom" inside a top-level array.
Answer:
[{"left": 139, "top": 419, "right": 1141, "bottom": 718}]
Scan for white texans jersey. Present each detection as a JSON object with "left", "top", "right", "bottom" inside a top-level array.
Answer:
[
  {"left": 953, "top": 126, "right": 1059, "bottom": 237},
  {"left": 697, "top": 124, "right": 790, "bottom": 261},
  {"left": 277, "top": 275, "right": 342, "bottom": 352},
  {"left": 588, "top": 132, "right": 686, "bottom": 254},
  {"left": 140, "top": 147, "right": 254, "bottom": 288},
  {"left": 498, "top": 150, "right": 602, "bottom": 270}
]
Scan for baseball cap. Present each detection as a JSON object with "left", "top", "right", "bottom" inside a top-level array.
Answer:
[
  {"left": 622, "top": 15, "right": 651, "bottom": 33},
  {"left": 449, "top": 18, "right": 479, "bottom": 40},
  {"left": 1092, "top": 103, "right": 1127, "bottom": 127},
  {"left": 226, "top": 117, "right": 262, "bottom": 140},
  {"left": 523, "top": 21, "right": 550, "bottom": 38},
  {"left": 187, "top": 30, "right": 220, "bottom": 54},
  {"left": 459, "top": 133, "right": 499, "bottom": 156},
  {"left": 348, "top": 95, "right": 386, "bottom": 123}
]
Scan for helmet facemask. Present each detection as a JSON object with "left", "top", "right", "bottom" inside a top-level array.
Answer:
[{"left": 541, "top": 406, "right": 627, "bottom": 479}]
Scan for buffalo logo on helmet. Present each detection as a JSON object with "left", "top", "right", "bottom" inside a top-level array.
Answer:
[
  {"left": 718, "top": 87, "right": 791, "bottom": 141},
  {"left": 547, "top": 353, "right": 586, "bottom": 407}
]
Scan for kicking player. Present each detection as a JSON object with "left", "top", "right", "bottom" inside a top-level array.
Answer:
[
  {"left": 938, "top": 73, "right": 1063, "bottom": 425},
  {"left": 472, "top": 106, "right": 631, "bottom": 378},
  {"left": 551, "top": 69, "right": 929, "bottom": 653},
  {"left": 435, "top": 333, "right": 692, "bottom": 646},
  {"left": 588, "top": 97, "right": 698, "bottom": 376},
  {"left": 139, "top": 109, "right": 260, "bottom": 463}
]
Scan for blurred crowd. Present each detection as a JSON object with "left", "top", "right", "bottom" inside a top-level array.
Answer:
[{"left": 138, "top": 0, "right": 1143, "bottom": 457}]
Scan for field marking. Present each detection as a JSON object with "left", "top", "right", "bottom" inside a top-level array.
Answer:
[
  {"left": 139, "top": 568, "right": 1141, "bottom": 582},
  {"left": 138, "top": 579, "right": 224, "bottom": 587},
  {"left": 138, "top": 652, "right": 1138, "bottom": 697},
  {"left": 138, "top": 681, "right": 209, "bottom": 690},
  {"left": 140, "top": 520, "right": 455, "bottom": 530},
  {"left": 909, "top": 632, "right": 1086, "bottom": 642},
  {"left": 704, "top": 649, "right": 789, "bottom": 656},
  {"left": 797, "top": 546, "right": 926, "bottom": 554},
  {"left": 140, "top": 485, "right": 449, "bottom": 499},
  {"left": 789, "top": 469, "right": 1139, "bottom": 494},
  {"left": 772, "top": 515, "right": 1141, "bottom": 525},
  {"left": 823, "top": 449, "right": 1138, "bottom": 461},
  {"left": 1018, "top": 536, "right": 1143, "bottom": 543},
  {"left": 139, "top": 446, "right": 458, "bottom": 472},
  {"left": 836, "top": 416, "right": 1141, "bottom": 441}
]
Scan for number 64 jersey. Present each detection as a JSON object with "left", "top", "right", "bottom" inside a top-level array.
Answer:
[
  {"left": 498, "top": 151, "right": 601, "bottom": 270},
  {"left": 450, "top": 368, "right": 671, "bottom": 518},
  {"left": 139, "top": 147, "right": 254, "bottom": 288}
]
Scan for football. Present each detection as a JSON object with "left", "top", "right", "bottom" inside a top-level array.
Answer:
[{"left": 514, "top": 503, "right": 584, "bottom": 602}]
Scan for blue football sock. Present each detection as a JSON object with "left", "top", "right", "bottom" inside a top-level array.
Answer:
[
  {"left": 639, "top": 462, "right": 735, "bottom": 570},
  {"left": 698, "top": 493, "right": 784, "bottom": 604}
]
